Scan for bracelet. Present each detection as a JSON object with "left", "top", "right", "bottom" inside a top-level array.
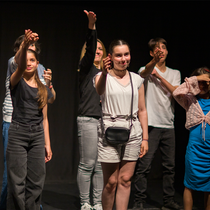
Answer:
[
  {"left": 49, "top": 85, "right": 53, "bottom": 89},
  {"left": 142, "top": 139, "right": 148, "bottom": 141}
]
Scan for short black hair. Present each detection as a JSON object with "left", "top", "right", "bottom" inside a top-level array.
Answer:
[
  {"left": 13, "top": 34, "right": 41, "bottom": 54},
  {"left": 148, "top": 37, "right": 167, "bottom": 51}
]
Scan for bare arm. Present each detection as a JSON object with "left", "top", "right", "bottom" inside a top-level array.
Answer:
[
  {"left": 137, "top": 84, "right": 149, "bottom": 158},
  {"left": 95, "top": 56, "right": 111, "bottom": 95},
  {"left": 152, "top": 69, "right": 179, "bottom": 94},
  {"left": 15, "top": 32, "right": 39, "bottom": 65},
  {"left": 42, "top": 104, "right": 52, "bottom": 163},
  {"left": 140, "top": 48, "right": 162, "bottom": 78},
  {"left": 10, "top": 30, "right": 39, "bottom": 89}
]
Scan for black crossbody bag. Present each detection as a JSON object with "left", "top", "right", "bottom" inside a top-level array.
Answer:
[{"left": 101, "top": 72, "right": 134, "bottom": 145}]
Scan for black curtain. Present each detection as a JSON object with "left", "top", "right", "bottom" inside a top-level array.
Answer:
[{"left": 0, "top": 0, "right": 209, "bottom": 183}]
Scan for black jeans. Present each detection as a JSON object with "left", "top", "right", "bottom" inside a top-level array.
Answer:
[
  {"left": 6, "top": 121, "right": 46, "bottom": 210},
  {"left": 133, "top": 127, "right": 175, "bottom": 204}
]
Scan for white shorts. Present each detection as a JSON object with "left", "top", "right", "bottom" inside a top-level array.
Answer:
[{"left": 97, "top": 115, "right": 142, "bottom": 163}]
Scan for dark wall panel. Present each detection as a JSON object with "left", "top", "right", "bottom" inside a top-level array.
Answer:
[{"left": 0, "top": 1, "right": 209, "bottom": 183}]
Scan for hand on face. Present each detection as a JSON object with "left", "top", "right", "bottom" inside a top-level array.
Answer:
[
  {"left": 84, "top": 10, "right": 97, "bottom": 25},
  {"left": 153, "top": 47, "right": 163, "bottom": 63},
  {"left": 197, "top": 74, "right": 210, "bottom": 82},
  {"left": 197, "top": 74, "right": 210, "bottom": 96},
  {"left": 151, "top": 42, "right": 168, "bottom": 63}
]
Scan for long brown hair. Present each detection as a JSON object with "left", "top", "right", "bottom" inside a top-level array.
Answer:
[
  {"left": 191, "top": 67, "right": 210, "bottom": 77},
  {"left": 78, "top": 39, "right": 106, "bottom": 71},
  {"left": 28, "top": 49, "right": 48, "bottom": 109}
]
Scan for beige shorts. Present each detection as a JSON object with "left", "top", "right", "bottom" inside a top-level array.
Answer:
[{"left": 97, "top": 115, "right": 142, "bottom": 163}]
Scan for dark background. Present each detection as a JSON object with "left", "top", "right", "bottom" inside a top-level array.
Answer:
[{"left": 0, "top": 0, "right": 209, "bottom": 186}]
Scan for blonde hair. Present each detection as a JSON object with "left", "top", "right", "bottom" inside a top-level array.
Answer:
[{"left": 78, "top": 39, "right": 106, "bottom": 71}]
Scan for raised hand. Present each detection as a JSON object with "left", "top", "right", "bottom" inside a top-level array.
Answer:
[
  {"left": 22, "top": 29, "right": 39, "bottom": 49},
  {"left": 102, "top": 55, "right": 112, "bottom": 75},
  {"left": 197, "top": 74, "right": 210, "bottom": 82},
  {"left": 84, "top": 10, "right": 97, "bottom": 30},
  {"left": 43, "top": 69, "right": 52, "bottom": 87},
  {"left": 153, "top": 47, "right": 163, "bottom": 63}
]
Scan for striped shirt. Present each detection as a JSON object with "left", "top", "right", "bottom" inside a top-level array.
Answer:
[{"left": 2, "top": 56, "right": 46, "bottom": 123}]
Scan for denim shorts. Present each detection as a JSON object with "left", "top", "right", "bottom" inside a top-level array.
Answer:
[{"left": 97, "top": 114, "right": 142, "bottom": 163}]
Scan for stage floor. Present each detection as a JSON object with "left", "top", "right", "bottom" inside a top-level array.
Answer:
[{"left": 40, "top": 179, "right": 204, "bottom": 210}]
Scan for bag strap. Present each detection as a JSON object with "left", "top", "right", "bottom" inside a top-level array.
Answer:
[
  {"left": 129, "top": 71, "right": 134, "bottom": 129},
  {"left": 100, "top": 71, "right": 134, "bottom": 130}
]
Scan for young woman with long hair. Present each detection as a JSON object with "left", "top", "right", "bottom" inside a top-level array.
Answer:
[
  {"left": 77, "top": 10, "right": 106, "bottom": 210},
  {"left": 6, "top": 29, "right": 53, "bottom": 210},
  {"left": 94, "top": 39, "right": 148, "bottom": 210}
]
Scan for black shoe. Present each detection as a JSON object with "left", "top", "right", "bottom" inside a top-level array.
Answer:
[
  {"left": 132, "top": 202, "right": 144, "bottom": 210},
  {"left": 162, "top": 200, "right": 183, "bottom": 210}
]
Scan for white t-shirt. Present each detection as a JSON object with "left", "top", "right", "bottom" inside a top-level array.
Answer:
[
  {"left": 139, "top": 66, "right": 181, "bottom": 128},
  {"left": 95, "top": 71, "right": 144, "bottom": 116}
]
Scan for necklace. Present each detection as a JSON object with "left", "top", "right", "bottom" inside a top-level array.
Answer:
[{"left": 113, "top": 67, "right": 126, "bottom": 72}]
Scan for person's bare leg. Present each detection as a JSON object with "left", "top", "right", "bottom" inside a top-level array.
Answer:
[
  {"left": 204, "top": 192, "right": 210, "bottom": 210},
  {"left": 101, "top": 162, "right": 119, "bottom": 210},
  {"left": 115, "top": 160, "right": 136, "bottom": 210},
  {"left": 183, "top": 187, "right": 193, "bottom": 210}
]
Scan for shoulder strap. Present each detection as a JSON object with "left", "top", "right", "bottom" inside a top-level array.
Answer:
[
  {"left": 101, "top": 71, "right": 134, "bottom": 129},
  {"left": 129, "top": 72, "right": 134, "bottom": 129}
]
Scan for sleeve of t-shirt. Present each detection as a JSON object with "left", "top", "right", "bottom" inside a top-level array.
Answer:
[
  {"left": 172, "top": 70, "right": 181, "bottom": 86},
  {"left": 132, "top": 72, "right": 144, "bottom": 89},
  {"left": 138, "top": 66, "right": 145, "bottom": 75},
  {"left": 37, "top": 63, "right": 46, "bottom": 85},
  {"left": 93, "top": 71, "right": 102, "bottom": 88},
  {"left": 8, "top": 57, "right": 19, "bottom": 89},
  {"left": 8, "top": 57, "right": 18, "bottom": 77},
  {"left": 46, "top": 86, "right": 53, "bottom": 100}
]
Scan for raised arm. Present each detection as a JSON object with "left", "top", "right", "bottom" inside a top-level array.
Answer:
[
  {"left": 11, "top": 29, "right": 39, "bottom": 89},
  {"left": 15, "top": 32, "right": 39, "bottom": 65},
  {"left": 172, "top": 76, "right": 203, "bottom": 110},
  {"left": 95, "top": 56, "right": 111, "bottom": 95},
  {"left": 140, "top": 47, "right": 163, "bottom": 78},
  {"left": 79, "top": 10, "right": 97, "bottom": 74},
  {"left": 84, "top": 10, "right": 96, "bottom": 30},
  {"left": 137, "top": 84, "right": 148, "bottom": 158}
]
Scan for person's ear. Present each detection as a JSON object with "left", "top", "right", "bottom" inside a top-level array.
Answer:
[{"left": 150, "top": 50, "right": 154, "bottom": 58}]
